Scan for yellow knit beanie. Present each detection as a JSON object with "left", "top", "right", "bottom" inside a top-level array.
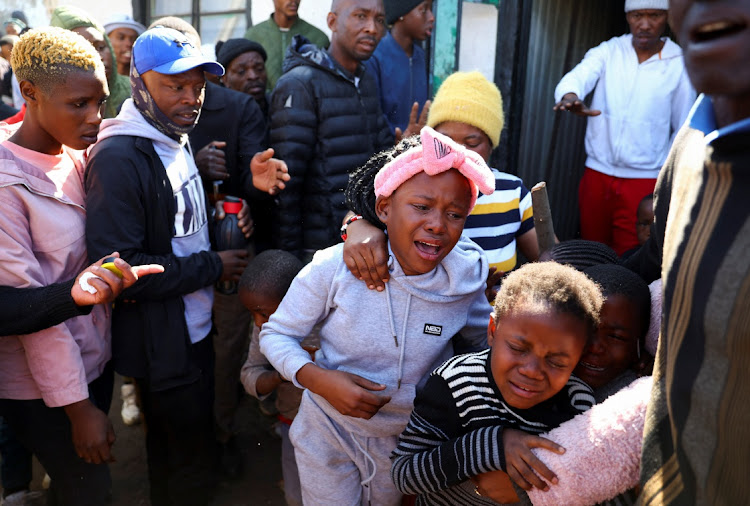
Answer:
[{"left": 427, "top": 71, "right": 504, "bottom": 147}]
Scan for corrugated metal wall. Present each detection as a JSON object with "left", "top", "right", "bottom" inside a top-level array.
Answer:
[{"left": 514, "top": 0, "right": 626, "bottom": 240}]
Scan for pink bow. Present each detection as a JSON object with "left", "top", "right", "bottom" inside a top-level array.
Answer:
[{"left": 374, "top": 126, "right": 495, "bottom": 212}]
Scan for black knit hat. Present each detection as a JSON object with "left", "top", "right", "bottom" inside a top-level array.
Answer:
[
  {"left": 385, "top": 0, "right": 423, "bottom": 25},
  {"left": 216, "top": 38, "right": 267, "bottom": 69}
]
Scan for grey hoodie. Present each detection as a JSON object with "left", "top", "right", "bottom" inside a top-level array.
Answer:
[
  {"left": 260, "top": 236, "right": 491, "bottom": 438},
  {"left": 95, "top": 99, "right": 213, "bottom": 343}
]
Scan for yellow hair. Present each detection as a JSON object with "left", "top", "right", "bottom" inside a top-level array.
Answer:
[{"left": 11, "top": 26, "right": 103, "bottom": 94}]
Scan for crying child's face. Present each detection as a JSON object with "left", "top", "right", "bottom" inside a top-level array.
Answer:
[{"left": 376, "top": 169, "right": 471, "bottom": 276}]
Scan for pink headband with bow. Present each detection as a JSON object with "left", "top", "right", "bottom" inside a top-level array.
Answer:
[{"left": 374, "top": 126, "right": 495, "bottom": 212}]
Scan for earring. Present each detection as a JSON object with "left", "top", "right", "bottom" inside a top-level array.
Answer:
[{"left": 399, "top": 16, "right": 404, "bottom": 21}]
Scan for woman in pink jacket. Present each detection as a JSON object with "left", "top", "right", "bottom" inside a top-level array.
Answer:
[{"left": 0, "top": 27, "right": 119, "bottom": 505}]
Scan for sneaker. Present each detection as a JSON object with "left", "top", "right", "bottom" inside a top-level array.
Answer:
[
  {"left": 120, "top": 383, "right": 141, "bottom": 426},
  {"left": 1, "top": 490, "right": 46, "bottom": 506}
]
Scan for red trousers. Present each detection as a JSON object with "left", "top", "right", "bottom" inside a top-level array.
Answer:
[{"left": 578, "top": 168, "right": 656, "bottom": 256}]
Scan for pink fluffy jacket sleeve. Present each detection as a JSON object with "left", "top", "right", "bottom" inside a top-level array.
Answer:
[{"left": 527, "top": 375, "right": 653, "bottom": 506}]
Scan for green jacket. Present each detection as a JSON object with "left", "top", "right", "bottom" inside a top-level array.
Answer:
[{"left": 245, "top": 14, "right": 329, "bottom": 91}]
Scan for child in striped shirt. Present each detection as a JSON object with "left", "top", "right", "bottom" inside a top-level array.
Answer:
[{"left": 391, "top": 261, "right": 603, "bottom": 505}]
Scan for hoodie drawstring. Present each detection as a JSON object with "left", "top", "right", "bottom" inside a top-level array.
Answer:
[
  {"left": 351, "top": 432, "right": 376, "bottom": 505},
  {"left": 385, "top": 283, "right": 411, "bottom": 389}
]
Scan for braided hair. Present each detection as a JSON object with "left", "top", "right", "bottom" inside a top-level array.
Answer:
[
  {"left": 345, "top": 135, "right": 422, "bottom": 231},
  {"left": 542, "top": 239, "right": 619, "bottom": 271}
]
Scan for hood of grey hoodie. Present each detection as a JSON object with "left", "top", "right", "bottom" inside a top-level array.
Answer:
[
  {"left": 94, "top": 98, "right": 189, "bottom": 152},
  {"left": 93, "top": 98, "right": 214, "bottom": 344},
  {"left": 386, "top": 234, "right": 489, "bottom": 302}
]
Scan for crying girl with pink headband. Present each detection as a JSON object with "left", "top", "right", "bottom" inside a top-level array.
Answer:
[{"left": 258, "top": 127, "right": 496, "bottom": 505}]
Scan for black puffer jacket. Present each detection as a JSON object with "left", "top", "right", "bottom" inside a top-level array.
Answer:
[{"left": 269, "top": 35, "right": 393, "bottom": 261}]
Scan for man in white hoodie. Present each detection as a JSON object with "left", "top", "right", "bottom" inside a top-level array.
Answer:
[
  {"left": 553, "top": 0, "right": 695, "bottom": 256},
  {"left": 84, "top": 27, "right": 250, "bottom": 506}
]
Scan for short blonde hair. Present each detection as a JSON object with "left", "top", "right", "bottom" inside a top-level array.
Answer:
[
  {"left": 492, "top": 262, "right": 603, "bottom": 336},
  {"left": 11, "top": 26, "right": 103, "bottom": 94}
]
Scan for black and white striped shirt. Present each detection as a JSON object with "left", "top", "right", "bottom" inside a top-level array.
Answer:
[{"left": 391, "top": 349, "right": 594, "bottom": 505}]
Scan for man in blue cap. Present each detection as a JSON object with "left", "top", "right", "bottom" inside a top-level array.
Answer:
[{"left": 84, "top": 26, "right": 249, "bottom": 506}]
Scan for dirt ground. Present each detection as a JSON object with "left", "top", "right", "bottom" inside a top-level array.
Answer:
[{"left": 17, "top": 375, "right": 286, "bottom": 505}]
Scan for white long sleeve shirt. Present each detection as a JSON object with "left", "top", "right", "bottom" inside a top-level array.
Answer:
[{"left": 555, "top": 34, "right": 695, "bottom": 179}]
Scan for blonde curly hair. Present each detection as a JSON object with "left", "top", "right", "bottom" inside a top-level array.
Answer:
[
  {"left": 492, "top": 262, "right": 604, "bottom": 336},
  {"left": 11, "top": 26, "right": 104, "bottom": 94}
]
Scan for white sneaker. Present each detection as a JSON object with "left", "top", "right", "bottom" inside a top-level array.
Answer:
[
  {"left": 1, "top": 490, "right": 46, "bottom": 506},
  {"left": 120, "top": 383, "right": 141, "bottom": 426}
]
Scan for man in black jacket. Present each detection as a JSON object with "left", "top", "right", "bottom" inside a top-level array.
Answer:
[
  {"left": 152, "top": 17, "right": 273, "bottom": 479},
  {"left": 270, "top": 0, "right": 393, "bottom": 262},
  {"left": 85, "top": 27, "right": 250, "bottom": 506}
]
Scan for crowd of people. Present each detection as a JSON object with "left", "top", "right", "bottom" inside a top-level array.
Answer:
[{"left": 0, "top": 0, "right": 748, "bottom": 505}]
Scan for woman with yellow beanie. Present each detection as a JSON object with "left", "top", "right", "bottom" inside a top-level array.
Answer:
[{"left": 342, "top": 71, "right": 539, "bottom": 294}]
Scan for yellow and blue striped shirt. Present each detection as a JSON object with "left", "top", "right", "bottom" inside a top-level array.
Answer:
[{"left": 463, "top": 168, "right": 534, "bottom": 272}]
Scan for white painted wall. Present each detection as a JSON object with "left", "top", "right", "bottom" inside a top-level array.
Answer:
[
  {"left": 250, "top": 0, "right": 332, "bottom": 38},
  {"left": 1, "top": 0, "right": 52, "bottom": 30},
  {"left": 458, "top": 2, "right": 498, "bottom": 82},
  {"left": 2, "top": 0, "right": 132, "bottom": 30},
  {"left": 3, "top": 1, "right": 332, "bottom": 40}
]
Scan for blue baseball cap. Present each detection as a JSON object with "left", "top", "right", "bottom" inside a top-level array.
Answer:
[{"left": 133, "top": 26, "right": 224, "bottom": 76}]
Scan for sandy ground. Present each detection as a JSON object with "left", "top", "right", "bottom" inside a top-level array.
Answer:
[{"left": 8, "top": 374, "right": 286, "bottom": 505}]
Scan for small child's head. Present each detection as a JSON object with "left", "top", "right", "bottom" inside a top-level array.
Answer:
[
  {"left": 238, "top": 250, "right": 303, "bottom": 328},
  {"left": 574, "top": 264, "right": 650, "bottom": 389},
  {"left": 489, "top": 262, "right": 603, "bottom": 409},
  {"left": 0, "top": 34, "right": 19, "bottom": 60},
  {"left": 538, "top": 239, "right": 619, "bottom": 271},
  {"left": 636, "top": 194, "right": 654, "bottom": 246},
  {"left": 360, "top": 126, "right": 495, "bottom": 276},
  {"left": 11, "top": 27, "right": 108, "bottom": 152},
  {"left": 385, "top": 0, "right": 434, "bottom": 42},
  {"left": 427, "top": 71, "right": 504, "bottom": 163}
]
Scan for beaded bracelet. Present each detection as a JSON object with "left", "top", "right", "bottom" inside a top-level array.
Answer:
[{"left": 340, "top": 214, "right": 364, "bottom": 241}]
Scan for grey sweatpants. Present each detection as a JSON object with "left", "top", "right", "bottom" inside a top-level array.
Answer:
[
  {"left": 276, "top": 422, "right": 302, "bottom": 506},
  {"left": 289, "top": 392, "right": 403, "bottom": 506}
]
